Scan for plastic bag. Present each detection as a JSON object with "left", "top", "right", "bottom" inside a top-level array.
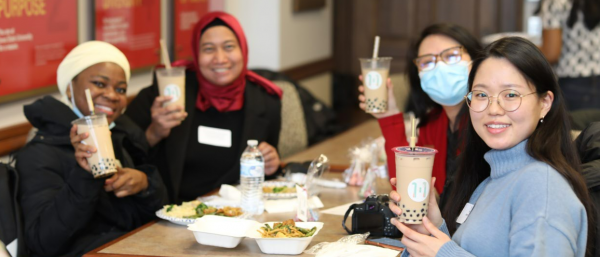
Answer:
[{"left": 304, "top": 233, "right": 370, "bottom": 255}]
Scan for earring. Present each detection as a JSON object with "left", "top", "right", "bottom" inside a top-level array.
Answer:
[{"left": 540, "top": 116, "right": 544, "bottom": 123}]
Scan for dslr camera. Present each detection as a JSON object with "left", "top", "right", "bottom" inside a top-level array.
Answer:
[{"left": 342, "top": 194, "right": 401, "bottom": 238}]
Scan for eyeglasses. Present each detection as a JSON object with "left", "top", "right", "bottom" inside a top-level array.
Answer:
[
  {"left": 414, "top": 46, "right": 463, "bottom": 72},
  {"left": 465, "top": 89, "right": 537, "bottom": 112}
]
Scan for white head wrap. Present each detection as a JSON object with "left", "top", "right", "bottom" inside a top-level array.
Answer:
[{"left": 56, "top": 41, "right": 130, "bottom": 103}]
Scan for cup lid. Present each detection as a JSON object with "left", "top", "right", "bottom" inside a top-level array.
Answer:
[
  {"left": 71, "top": 113, "right": 107, "bottom": 124},
  {"left": 392, "top": 146, "right": 438, "bottom": 155}
]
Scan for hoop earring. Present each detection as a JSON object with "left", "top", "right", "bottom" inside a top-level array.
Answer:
[{"left": 540, "top": 116, "right": 544, "bottom": 123}]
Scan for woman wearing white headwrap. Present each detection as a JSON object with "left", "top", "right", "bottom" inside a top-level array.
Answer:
[{"left": 16, "top": 41, "right": 167, "bottom": 257}]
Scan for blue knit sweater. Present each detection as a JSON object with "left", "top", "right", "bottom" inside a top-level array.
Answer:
[{"left": 403, "top": 140, "right": 588, "bottom": 256}]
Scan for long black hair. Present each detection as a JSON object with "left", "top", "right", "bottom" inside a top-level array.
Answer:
[
  {"left": 568, "top": 0, "right": 600, "bottom": 30},
  {"left": 443, "top": 37, "right": 596, "bottom": 256},
  {"left": 405, "top": 24, "right": 482, "bottom": 128}
]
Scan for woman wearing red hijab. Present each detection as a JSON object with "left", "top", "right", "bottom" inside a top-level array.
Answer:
[{"left": 126, "top": 12, "right": 283, "bottom": 203}]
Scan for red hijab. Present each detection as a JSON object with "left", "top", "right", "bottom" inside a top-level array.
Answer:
[{"left": 190, "top": 11, "right": 282, "bottom": 112}]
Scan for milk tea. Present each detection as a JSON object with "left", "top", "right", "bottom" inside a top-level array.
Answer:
[
  {"left": 393, "top": 146, "right": 437, "bottom": 224},
  {"left": 156, "top": 67, "right": 186, "bottom": 109},
  {"left": 72, "top": 115, "right": 117, "bottom": 178},
  {"left": 362, "top": 68, "right": 389, "bottom": 113},
  {"left": 359, "top": 57, "right": 392, "bottom": 113}
]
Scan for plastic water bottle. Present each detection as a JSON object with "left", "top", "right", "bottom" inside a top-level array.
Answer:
[{"left": 240, "top": 139, "right": 265, "bottom": 214}]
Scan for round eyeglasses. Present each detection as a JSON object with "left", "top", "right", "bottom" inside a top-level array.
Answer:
[
  {"left": 414, "top": 46, "right": 463, "bottom": 72},
  {"left": 465, "top": 89, "right": 537, "bottom": 112}
]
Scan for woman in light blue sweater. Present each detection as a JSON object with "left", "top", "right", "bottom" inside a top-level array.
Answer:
[{"left": 390, "top": 37, "right": 596, "bottom": 257}]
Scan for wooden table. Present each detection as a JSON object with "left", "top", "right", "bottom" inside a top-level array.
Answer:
[
  {"left": 282, "top": 119, "right": 381, "bottom": 171},
  {"left": 84, "top": 173, "right": 393, "bottom": 257},
  {"left": 84, "top": 120, "right": 393, "bottom": 257}
]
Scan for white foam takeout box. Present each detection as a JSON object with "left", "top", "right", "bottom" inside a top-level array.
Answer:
[{"left": 187, "top": 216, "right": 323, "bottom": 254}]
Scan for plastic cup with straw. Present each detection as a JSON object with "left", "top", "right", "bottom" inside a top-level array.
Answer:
[
  {"left": 71, "top": 89, "right": 118, "bottom": 178},
  {"left": 156, "top": 39, "right": 186, "bottom": 110},
  {"left": 359, "top": 35, "right": 392, "bottom": 113},
  {"left": 392, "top": 114, "right": 438, "bottom": 224}
]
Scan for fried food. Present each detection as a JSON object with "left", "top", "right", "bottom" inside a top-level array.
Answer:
[
  {"left": 257, "top": 219, "right": 317, "bottom": 238},
  {"left": 263, "top": 185, "right": 296, "bottom": 194},
  {"left": 162, "top": 201, "right": 243, "bottom": 219}
]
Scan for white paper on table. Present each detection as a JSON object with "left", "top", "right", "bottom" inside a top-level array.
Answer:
[
  {"left": 315, "top": 244, "right": 400, "bottom": 257},
  {"left": 320, "top": 201, "right": 363, "bottom": 216},
  {"left": 197, "top": 184, "right": 242, "bottom": 206},
  {"left": 265, "top": 196, "right": 324, "bottom": 213}
]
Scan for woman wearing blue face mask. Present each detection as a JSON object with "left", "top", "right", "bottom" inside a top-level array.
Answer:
[{"left": 359, "top": 24, "right": 482, "bottom": 209}]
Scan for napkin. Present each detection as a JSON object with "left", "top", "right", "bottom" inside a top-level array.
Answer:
[
  {"left": 315, "top": 244, "right": 400, "bottom": 257},
  {"left": 264, "top": 196, "right": 324, "bottom": 213},
  {"left": 198, "top": 184, "right": 242, "bottom": 206},
  {"left": 320, "top": 201, "right": 363, "bottom": 216}
]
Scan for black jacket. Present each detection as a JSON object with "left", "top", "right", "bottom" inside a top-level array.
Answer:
[
  {"left": 575, "top": 122, "right": 600, "bottom": 257},
  {"left": 16, "top": 97, "right": 167, "bottom": 257},
  {"left": 125, "top": 70, "right": 281, "bottom": 203}
]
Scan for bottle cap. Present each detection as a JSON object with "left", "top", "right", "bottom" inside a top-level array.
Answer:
[{"left": 247, "top": 139, "right": 258, "bottom": 146}]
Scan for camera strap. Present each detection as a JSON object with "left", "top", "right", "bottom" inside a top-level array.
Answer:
[{"left": 342, "top": 203, "right": 359, "bottom": 234}]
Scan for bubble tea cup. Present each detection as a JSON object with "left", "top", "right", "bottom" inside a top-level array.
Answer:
[
  {"left": 359, "top": 57, "right": 392, "bottom": 113},
  {"left": 72, "top": 114, "right": 117, "bottom": 178},
  {"left": 156, "top": 66, "right": 186, "bottom": 109},
  {"left": 393, "top": 146, "right": 438, "bottom": 224}
]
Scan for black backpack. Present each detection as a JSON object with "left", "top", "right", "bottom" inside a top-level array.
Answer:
[{"left": 0, "top": 162, "right": 27, "bottom": 257}]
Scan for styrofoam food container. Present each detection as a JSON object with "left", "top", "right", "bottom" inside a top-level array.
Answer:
[
  {"left": 187, "top": 215, "right": 258, "bottom": 248},
  {"left": 247, "top": 221, "right": 324, "bottom": 255}
]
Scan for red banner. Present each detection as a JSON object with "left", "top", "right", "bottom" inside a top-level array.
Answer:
[
  {"left": 174, "top": 0, "right": 208, "bottom": 60},
  {"left": 0, "top": 0, "right": 78, "bottom": 99},
  {"left": 95, "top": 0, "right": 161, "bottom": 70}
]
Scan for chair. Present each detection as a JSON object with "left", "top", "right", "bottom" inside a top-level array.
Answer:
[
  {"left": 574, "top": 122, "right": 600, "bottom": 257},
  {"left": 0, "top": 162, "right": 27, "bottom": 257},
  {"left": 272, "top": 80, "right": 309, "bottom": 159}
]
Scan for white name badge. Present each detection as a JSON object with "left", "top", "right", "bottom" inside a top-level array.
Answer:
[
  {"left": 456, "top": 203, "right": 474, "bottom": 224},
  {"left": 198, "top": 126, "right": 232, "bottom": 148}
]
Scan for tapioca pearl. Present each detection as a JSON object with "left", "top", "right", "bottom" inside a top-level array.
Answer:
[
  {"left": 410, "top": 214, "right": 412, "bottom": 217},
  {"left": 402, "top": 213, "right": 406, "bottom": 217},
  {"left": 421, "top": 208, "right": 425, "bottom": 212},
  {"left": 406, "top": 209, "right": 410, "bottom": 213},
  {"left": 413, "top": 219, "right": 417, "bottom": 222},
  {"left": 402, "top": 204, "right": 405, "bottom": 208},
  {"left": 418, "top": 219, "right": 422, "bottom": 222},
  {"left": 423, "top": 203, "right": 426, "bottom": 206},
  {"left": 416, "top": 214, "right": 420, "bottom": 217}
]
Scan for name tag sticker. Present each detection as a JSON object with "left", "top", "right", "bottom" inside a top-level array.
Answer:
[
  {"left": 456, "top": 203, "right": 474, "bottom": 224},
  {"left": 198, "top": 126, "right": 232, "bottom": 148}
]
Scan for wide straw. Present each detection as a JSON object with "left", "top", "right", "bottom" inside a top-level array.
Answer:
[
  {"left": 410, "top": 115, "right": 417, "bottom": 151},
  {"left": 85, "top": 89, "right": 95, "bottom": 116},
  {"left": 160, "top": 39, "right": 172, "bottom": 70},
  {"left": 372, "top": 36, "right": 380, "bottom": 58}
]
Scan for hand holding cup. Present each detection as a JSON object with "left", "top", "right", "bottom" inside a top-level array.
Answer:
[
  {"left": 70, "top": 124, "right": 96, "bottom": 173},
  {"left": 389, "top": 177, "right": 443, "bottom": 234},
  {"left": 146, "top": 95, "right": 188, "bottom": 146},
  {"left": 358, "top": 76, "right": 400, "bottom": 119}
]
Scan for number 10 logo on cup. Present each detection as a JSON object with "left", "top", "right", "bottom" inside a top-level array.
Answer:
[
  {"left": 365, "top": 71, "right": 383, "bottom": 90},
  {"left": 407, "top": 178, "right": 429, "bottom": 202},
  {"left": 164, "top": 84, "right": 181, "bottom": 103}
]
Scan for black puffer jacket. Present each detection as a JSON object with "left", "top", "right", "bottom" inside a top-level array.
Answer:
[
  {"left": 575, "top": 122, "right": 600, "bottom": 257},
  {"left": 16, "top": 96, "right": 168, "bottom": 257}
]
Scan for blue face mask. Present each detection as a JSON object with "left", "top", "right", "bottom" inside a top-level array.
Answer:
[{"left": 419, "top": 61, "right": 470, "bottom": 106}]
